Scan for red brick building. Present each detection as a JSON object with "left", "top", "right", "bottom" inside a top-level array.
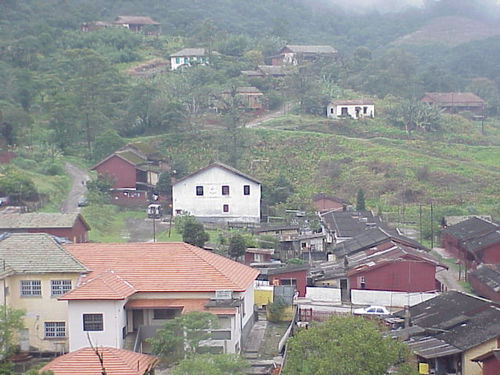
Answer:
[
  {"left": 0, "top": 212, "right": 90, "bottom": 243},
  {"left": 441, "top": 217, "right": 500, "bottom": 271},
  {"left": 468, "top": 264, "right": 500, "bottom": 303}
]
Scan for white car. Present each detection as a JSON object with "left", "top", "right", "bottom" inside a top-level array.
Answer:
[{"left": 353, "top": 305, "right": 390, "bottom": 316}]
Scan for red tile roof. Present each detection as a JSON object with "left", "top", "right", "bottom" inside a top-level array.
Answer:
[
  {"left": 40, "top": 347, "right": 158, "bottom": 375},
  {"left": 61, "top": 242, "right": 259, "bottom": 300}
]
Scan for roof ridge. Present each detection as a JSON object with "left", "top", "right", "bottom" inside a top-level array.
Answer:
[{"left": 184, "top": 243, "right": 241, "bottom": 289}]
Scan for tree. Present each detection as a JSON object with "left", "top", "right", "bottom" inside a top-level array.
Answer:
[
  {"left": 0, "top": 305, "right": 25, "bottom": 364},
  {"left": 0, "top": 168, "right": 38, "bottom": 203},
  {"left": 92, "top": 129, "right": 125, "bottom": 163},
  {"left": 148, "top": 312, "right": 218, "bottom": 363},
  {"left": 388, "top": 99, "right": 442, "bottom": 136},
  {"left": 183, "top": 221, "right": 210, "bottom": 248},
  {"left": 228, "top": 234, "right": 246, "bottom": 260},
  {"left": 356, "top": 189, "right": 366, "bottom": 211},
  {"left": 172, "top": 353, "right": 248, "bottom": 375},
  {"left": 156, "top": 171, "right": 172, "bottom": 196},
  {"left": 283, "top": 315, "right": 416, "bottom": 375}
]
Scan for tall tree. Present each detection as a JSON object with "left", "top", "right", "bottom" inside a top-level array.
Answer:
[
  {"left": 228, "top": 234, "right": 246, "bottom": 260},
  {"left": 0, "top": 305, "right": 25, "bottom": 363},
  {"left": 283, "top": 315, "right": 416, "bottom": 375},
  {"left": 356, "top": 188, "right": 366, "bottom": 211}
]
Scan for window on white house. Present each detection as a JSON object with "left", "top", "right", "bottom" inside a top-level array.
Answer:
[
  {"left": 363, "top": 106, "right": 368, "bottom": 114},
  {"left": 196, "top": 186, "right": 204, "bottom": 196},
  {"left": 153, "top": 308, "right": 182, "bottom": 320},
  {"left": 222, "top": 185, "right": 230, "bottom": 195},
  {"left": 341, "top": 107, "right": 348, "bottom": 115},
  {"left": 243, "top": 185, "right": 250, "bottom": 195},
  {"left": 330, "top": 108, "right": 334, "bottom": 114},
  {"left": 45, "top": 322, "right": 66, "bottom": 338},
  {"left": 51, "top": 280, "right": 72, "bottom": 296},
  {"left": 223, "top": 204, "right": 229, "bottom": 213},
  {"left": 20, "top": 280, "right": 41, "bottom": 297},
  {"left": 83, "top": 314, "right": 103, "bottom": 331}
]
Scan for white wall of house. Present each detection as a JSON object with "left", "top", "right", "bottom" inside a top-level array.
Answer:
[
  {"left": 67, "top": 300, "right": 126, "bottom": 351},
  {"left": 170, "top": 55, "right": 207, "bottom": 70},
  {"left": 173, "top": 166, "right": 261, "bottom": 223},
  {"left": 327, "top": 103, "right": 375, "bottom": 119}
]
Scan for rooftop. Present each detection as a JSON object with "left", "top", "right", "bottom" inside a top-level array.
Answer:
[
  {"left": 60, "top": 242, "right": 259, "bottom": 300},
  {"left": 40, "top": 347, "right": 158, "bottom": 375},
  {"left": 0, "top": 212, "right": 89, "bottom": 230},
  {"left": 0, "top": 233, "right": 87, "bottom": 276},
  {"left": 283, "top": 45, "right": 338, "bottom": 54},
  {"left": 171, "top": 48, "right": 207, "bottom": 57},
  {"left": 422, "top": 92, "right": 485, "bottom": 105},
  {"left": 442, "top": 216, "right": 498, "bottom": 242},
  {"left": 114, "top": 16, "right": 160, "bottom": 25},
  {"left": 470, "top": 264, "right": 500, "bottom": 293},
  {"left": 330, "top": 99, "right": 374, "bottom": 106},
  {"left": 173, "top": 162, "right": 261, "bottom": 185}
]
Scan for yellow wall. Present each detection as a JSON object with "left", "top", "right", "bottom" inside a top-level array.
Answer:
[
  {"left": 2, "top": 272, "right": 82, "bottom": 353},
  {"left": 266, "top": 305, "right": 294, "bottom": 322},
  {"left": 463, "top": 338, "right": 498, "bottom": 375},
  {"left": 254, "top": 288, "right": 273, "bottom": 307}
]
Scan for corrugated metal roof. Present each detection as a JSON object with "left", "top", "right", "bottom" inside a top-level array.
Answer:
[
  {"left": 40, "top": 347, "right": 158, "bottom": 375},
  {"left": 114, "top": 16, "right": 159, "bottom": 25},
  {"left": 406, "top": 336, "right": 461, "bottom": 359},
  {"left": 171, "top": 48, "right": 206, "bottom": 57},
  {"left": 422, "top": 92, "right": 484, "bottom": 105},
  {"left": 0, "top": 233, "right": 87, "bottom": 274}
]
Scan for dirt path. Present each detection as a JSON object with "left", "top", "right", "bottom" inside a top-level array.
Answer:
[
  {"left": 245, "top": 102, "right": 295, "bottom": 128},
  {"left": 60, "top": 162, "right": 90, "bottom": 213},
  {"left": 433, "top": 247, "right": 465, "bottom": 292}
]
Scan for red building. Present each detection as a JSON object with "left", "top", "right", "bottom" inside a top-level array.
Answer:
[
  {"left": 441, "top": 217, "right": 500, "bottom": 271},
  {"left": 347, "top": 250, "right": 444, "bottom": 293},
  {"left": 312, "top": 193, "right": 349, "bottom": 213},
  {"left": 468, "top": 264, "right": 500, "bottom": 303},
  {"left": 0, "top": 212, "right": 90, "bottom": 243},
  {"left": 92, "top": 143, "right": 167, "bottom": 207},
  {"left": 244, "top": 248, "right": 274, "bottom": 265},
  {"left": 472, "top": 348, "right": 500, "bottom": 375},
  {"left": 268, "top": 265, "right": 308, "bottom": 297}
]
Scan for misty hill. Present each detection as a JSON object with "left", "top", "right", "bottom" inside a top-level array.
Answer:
[{"left": 393, "top": 16, "right": 500, "bottom": 46}]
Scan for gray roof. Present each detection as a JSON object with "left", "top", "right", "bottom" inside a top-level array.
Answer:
[
  {"left": 283, "top": 45, "right": 337, "bottom": 54},
  {"left": 0, "top": 233, "right": 87, "bottom": 275},
  {"left": 320, "top": 210, "right": 382, "bottom": 238},
  {"left": 330, "top": 99, "right": 374, "bottom": 106},
  {"left": 469, "top": 264, "right": 500, "bottom": 293},
  {"left": 405, "top": 336, "right": 461, "bottom": 359},
  {"left": 463, "top": 229, "right": 500, "bottom": 253},
  {"left": 442, "top": 217, "right": 497, "bottom": 242},
  {"left": 114, "top": 16, "right": 159, "bottom": 25},
  {"left": 0, "top": 213, "right": 89, "bottom": 230},
  {"left": 257, "top": 65, "right": 291, "bottom": 76},
  {"left": 171, "top": 48, "right": 206, "bottom": 57}
]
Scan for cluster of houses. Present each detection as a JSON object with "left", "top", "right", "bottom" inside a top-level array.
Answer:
[{"left": 1, "top": 148, "right": 499, "bottom": 375}]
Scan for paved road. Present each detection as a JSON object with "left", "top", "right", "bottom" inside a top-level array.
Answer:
[{"left": 60, "top": 163, "right": 90, "bottom": 213}]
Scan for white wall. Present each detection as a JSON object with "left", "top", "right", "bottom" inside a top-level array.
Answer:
[
  {"left": 351, "top": 289, "right": 438, "bottom": 308},
  {"left": 67, "top": 300, "right": 126, "bottom": 351},
  {"left": 306, "top": 287, "right": 342, "bottom": 303},
  {"left": 170, "top": 55, "right": 206, "bottom": 70},
  {"left": 327, "top": 104, "right": 375, "bottom": 119},
  {"left": 173, "top": 166, "right": 261, "bottom": 223}
]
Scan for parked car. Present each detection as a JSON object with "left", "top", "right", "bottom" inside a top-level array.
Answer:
[
  {"left": 77, "top": 197, "right": 88, "bottom": 207},
  {"left": 353, "top": 305, "right": 390, "bottom": 316}
]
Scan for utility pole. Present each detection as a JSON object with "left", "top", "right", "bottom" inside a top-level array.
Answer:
[
  {"left": 419, "top": 204, "right": 423, "bottom": 244},
  {"left": 430, "top": 202, "right": 434, "bottom": 249}
]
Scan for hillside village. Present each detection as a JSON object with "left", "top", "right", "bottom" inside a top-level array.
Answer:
[{"left": 0, "top": 1, "right": 500, "bottom": 375}]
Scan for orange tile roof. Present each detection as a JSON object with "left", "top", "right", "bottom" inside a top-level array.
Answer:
[
  {"left": 40, "top": 346, "right": 158, "bottom": 375},
  {"left": 62, "top": 270, "right": 136, "bottom": 300},
  {"left": 61, "top": 242, "right": 259, "bottom": 300}
]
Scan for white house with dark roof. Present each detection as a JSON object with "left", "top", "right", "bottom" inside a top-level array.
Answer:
[
  {"left": 172, "top": 162, "right": 261, "bottom": 223},
  {"left": 273, "top": 44, "right": 338, "bottom": 65},
  {"left": 327, "top": 99, "right": 375, "bottom": 119},
  {"left": 170, "top": 48, "right": 210, "bottom": 70},
  {"left": 0, "top": 233, "right": 87, "bottom": 353}
]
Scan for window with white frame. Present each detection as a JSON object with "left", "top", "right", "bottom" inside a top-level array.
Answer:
[
  {"left": 83, "top": 314, "right": 103, "bottom": 331},
  {"left": 45, "top": 322, "right": 66, "bottom": 338},
  {"left": 51, "top": 280, "right": 72, "bottom": 296},
  {"left": 20, "top": 280, "right": 41, "bottom": 296}
]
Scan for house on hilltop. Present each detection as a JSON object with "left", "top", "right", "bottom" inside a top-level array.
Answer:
[
  {"left": 92, "top": 142, "right": 167, "bottom": 206},
  {"left": 113, "top": 16, "right": 160, "bottom": 33},
  {"left": 59, "top": 242, "right": 259, "bottom": 354},
  {"left": 170, "top": 48, "right": 213, "bottom": 70},
  {"left": 327, "top": 99, "right": 375, "bottom": 119},
  {"left": 0, "top": 233, "right": 87, "bottom": 354},
  {"left": 172, "top": 162, "right": 261, "bottom": 224},
  {"left": 421, "top": 92, "right": 485, "bottom": 115},
  {"left": 273, "top": 45, "right": 338, "bottom": 65},
  {"left": 0, "top": 212, "right": 90, "bottom": 243}
]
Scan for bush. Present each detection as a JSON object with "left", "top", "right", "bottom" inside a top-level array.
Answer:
[{"left": 267, "top": 297, "right": 287, "bottom": 322}]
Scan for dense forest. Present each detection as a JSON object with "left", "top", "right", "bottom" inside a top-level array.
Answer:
[{"left": 0, "top": 0, "right": 499, "bottom": 221}]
